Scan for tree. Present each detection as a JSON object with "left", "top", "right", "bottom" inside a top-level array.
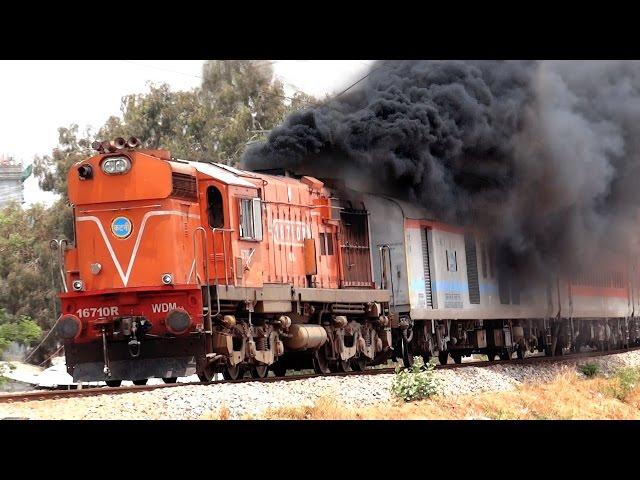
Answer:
[{"left": 0, "top": 201, "right": 69, "bottom": 329}]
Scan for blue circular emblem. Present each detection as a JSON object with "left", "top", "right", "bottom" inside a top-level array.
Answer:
[{"left": 111, "top": 216, "right": 132, "bottom": 239}]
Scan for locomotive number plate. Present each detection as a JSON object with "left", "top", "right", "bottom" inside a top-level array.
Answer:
[{"left": 76, "top": 306, "right": 119, "bottom": 318}]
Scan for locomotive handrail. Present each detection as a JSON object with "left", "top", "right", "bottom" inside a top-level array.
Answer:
[
  {"left": 209, "top": 228, "right": 235, "bottom": 318},
  {"left": 189, "top": 227, "right": 208, "bottom": 285},
  {"left": 50, "top": 239, "right": 69, "bottom": 293},
  {"left": 379, "top": 244, "right": 395, "bottom": 308},
  {"left": 191, "top": 227, "right": 213, "bottom": 338}
]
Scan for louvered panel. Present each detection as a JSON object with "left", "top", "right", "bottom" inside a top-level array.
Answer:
[
  {"left": 340, "top": 209, "right": 373, "bottom": 287},
  {"left": 464, "top": 233, "right": 481, "bottom": 304},
  {"left": 421, "top": 228, "right": 433, "bottom": 308}
]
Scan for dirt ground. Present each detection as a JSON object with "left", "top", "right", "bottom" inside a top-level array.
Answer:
[{"left": 206, "top": 366, "right": 640, "bottom": 420}]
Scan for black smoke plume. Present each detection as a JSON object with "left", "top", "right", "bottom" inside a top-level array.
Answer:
[{"left": 242, "top": 60, "right": 640, "bottom": 278}]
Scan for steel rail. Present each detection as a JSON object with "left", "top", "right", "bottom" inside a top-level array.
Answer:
[{"left": 1, "top": 346, "right": 639, "bottom": 405}]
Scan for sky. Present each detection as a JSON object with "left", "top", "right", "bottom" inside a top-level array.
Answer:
[{"left": 0, "top": 60, "right": 374, "bottom": 206}]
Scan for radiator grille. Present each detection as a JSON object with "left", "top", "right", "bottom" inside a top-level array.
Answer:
[{"left": 171, "top": 173, "right": 197, "bottom": 201}]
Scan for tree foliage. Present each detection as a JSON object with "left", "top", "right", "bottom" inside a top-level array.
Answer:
[{"left": 0, "top": 201, "right": 69, "bottom": 362}]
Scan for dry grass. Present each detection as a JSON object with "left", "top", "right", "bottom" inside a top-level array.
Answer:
[{"left": 250, "top": 366, "right": 640, "bottom": 420}]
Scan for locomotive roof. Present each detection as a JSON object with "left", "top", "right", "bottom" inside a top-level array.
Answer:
[
  {"left": 182, "top": 160, "right": 257, "bottom": 188},
  {"left": 172, "top": 159, "right": 321, "bottom": 191}
]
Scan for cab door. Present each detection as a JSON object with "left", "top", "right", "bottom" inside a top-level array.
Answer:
[{"left": 199, "top": 181, "right": 230, "bottom": 285}]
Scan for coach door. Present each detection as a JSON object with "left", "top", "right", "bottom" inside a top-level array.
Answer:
[{"left": 339, "top": 208, "right": 373, "bottom": 288}]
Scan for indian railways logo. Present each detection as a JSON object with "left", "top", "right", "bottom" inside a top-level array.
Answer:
[{"left": 111, "top": 216, "right": 133, "bottom": 239}]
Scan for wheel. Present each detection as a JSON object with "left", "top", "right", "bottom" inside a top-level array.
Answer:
[
  {"left": 351, "top": 355, "right": 367, "bottom": 371},
  {"left": 336, "top": 359, "right": 352, "bottom": 373},
  {"left": 198, "top": 364, "right": 218, "bottom": 382},
  {"left": 516, "top": 345, "right": 525, "bottom": 359},
  {"left": 538, "top": 334, "right": 547, "bottom": 353},
  {"left": 452, "top": 353, "right": 463, "bottom": 364},
  {"left": 486, "top": 350, "right": 496, "bottom": 361},
  {"left": 421, "top": 353, "right": 431, "bottom": 366},
  {"left": 312, "top": 349, "right": 331, "bottom": 374},
  {"left": 162, "top": 377, "right": 178, "bottom": 384},
  {"left": 400, "top": 334, "right": 414, "bottom": 368},
  {"left": 438, "top": 351, "right": 449, "bottom": 365},
  {"left": 132, "top": 379, "right": 148, "bottom": 386},
  {"left": 222, "top": 364, "right": 244, "bottom": 380},
  {"left": 574, "top": 335, "right": 583, "bottom": 353},
  {"left": 250, "top": 365, "right": 269, "bottom": 379},
  {"left": 105, "top": 380, "right": 121, "bottom": 387},
  {"left": 271, "top": 363, "right": 287, "bottom": 377},
  {"left": 499, "top": 351, "right": 511, "bottom": 361}
]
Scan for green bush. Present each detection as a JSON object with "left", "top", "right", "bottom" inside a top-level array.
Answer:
[
  {"left": 391, "top": 357, "right": 441, "bottom": 402},
  {"left": 578, "top": 362, "right": 599, "bottom": 377},
  {"left": 0, "top": 313, "right": 42, "bottom": 356},
  {"left": 608, "top": 367, "right": 640, "bottom": 401}
]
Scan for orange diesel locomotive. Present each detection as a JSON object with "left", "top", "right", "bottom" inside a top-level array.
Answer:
[{"left": 54, "top": 138, "right": 392, "bottom": 385}]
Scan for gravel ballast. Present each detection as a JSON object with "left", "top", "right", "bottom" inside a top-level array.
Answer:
[{"left": 2, "top": 350, "right": 640, "bottom": 420}]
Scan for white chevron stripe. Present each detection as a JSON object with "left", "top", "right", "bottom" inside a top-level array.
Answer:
[{"left": 77, "top": 210, "right": 200, "bottom": 287}]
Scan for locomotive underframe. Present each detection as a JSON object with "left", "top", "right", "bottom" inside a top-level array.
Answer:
[
  {"left": 400, "top": 316, "right": 640, "bottom": 364},
  {"left": 204, "top": 284, "right": 394, "bottom": 378}
]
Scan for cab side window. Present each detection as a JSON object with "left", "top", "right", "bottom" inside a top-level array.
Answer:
[
  {"left": 238, "top": 197, "right": 263, "bottom": 241},
  {"left": 207, "top": 186, "right": 224, "bottom": 228}
]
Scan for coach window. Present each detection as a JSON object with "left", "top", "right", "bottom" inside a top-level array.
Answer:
[
  {"left": 446, "top": 250, "right": 458, "bottom": 272},
  {"left": 238, "top": 197, "right": 263, "bottom": 241},
  {"left": 207, "top": 186, "right": 224, "bottom": 228}
]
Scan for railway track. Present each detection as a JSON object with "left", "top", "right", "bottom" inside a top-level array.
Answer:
[{"left": 1, "top": 346, "right": 638, "bottom": 405}]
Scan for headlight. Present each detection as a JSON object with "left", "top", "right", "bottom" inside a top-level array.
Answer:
[
  {"left": 161, "top": 273, "right": 173, "bottom": 285},
  {"left": 101, "top": 156, "right": 131, "bottom": 175},
  {"left": 72, "top": 280, "right": 85, "bottom": 291}
]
